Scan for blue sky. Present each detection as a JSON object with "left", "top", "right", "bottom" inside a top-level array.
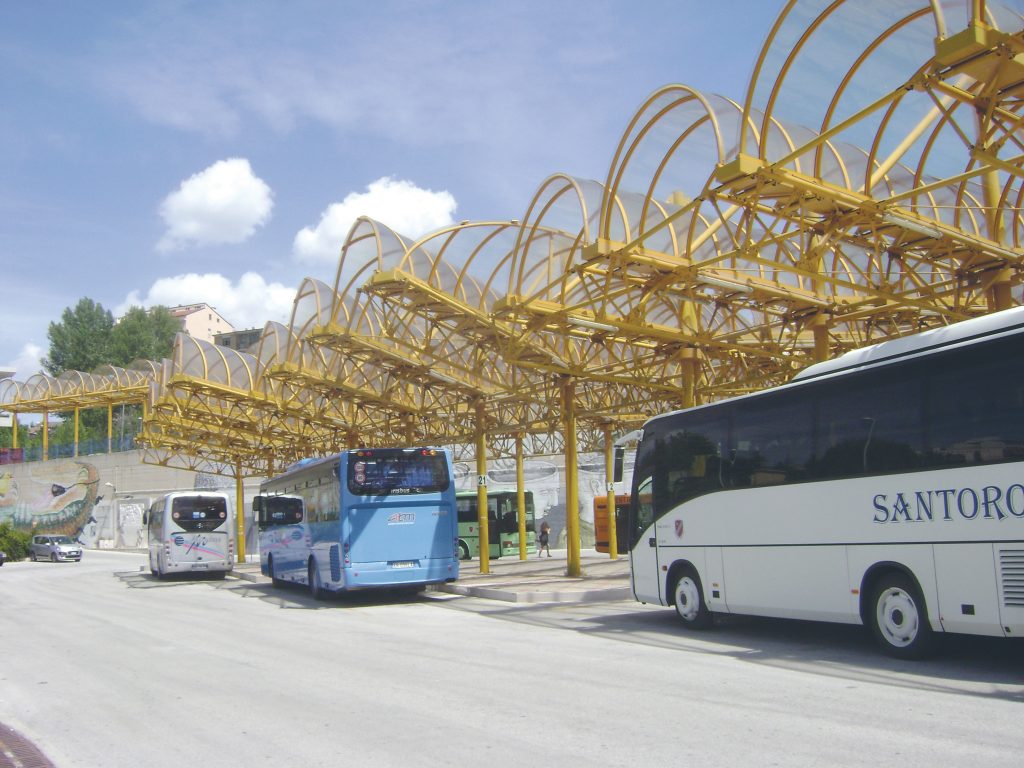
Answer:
[{"left": 0, "top": 0, "right": 782, "bottom": 378}]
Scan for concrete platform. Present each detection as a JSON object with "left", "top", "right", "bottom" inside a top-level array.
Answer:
[{"left": 229, "top": 549, "right": 632, "bottom": 604}]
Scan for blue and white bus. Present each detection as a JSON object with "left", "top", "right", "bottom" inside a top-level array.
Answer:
[
  {"left": 630, "top": 306, "right": 1024, "bottom": 658},
  {"left": 255, "top": 447, "right": 459, "bottom": 597}
]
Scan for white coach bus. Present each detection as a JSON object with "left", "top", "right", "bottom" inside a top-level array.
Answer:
[
  {"left": 629, "top": 306, "right": 1024, "bottom": 658},
  {"left": 145, "top": 492, "right": 234, "bottom": 579}
]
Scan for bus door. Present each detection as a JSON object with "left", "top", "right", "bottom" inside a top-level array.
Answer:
[
  {"left": 486, "top": 496, "right": 501, "bottom": 557},
  {"left": 258, "top": 495, "right": 305, "bottom": 577},
  {"left": 629, "top": 478, "right": 662, "bottom": 603}
]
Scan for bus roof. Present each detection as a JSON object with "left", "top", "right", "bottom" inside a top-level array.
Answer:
[{"left": 792, "top": 305, "right": 1024, "bottom": 382}]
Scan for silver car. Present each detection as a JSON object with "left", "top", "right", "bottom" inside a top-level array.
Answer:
[{"left": 30, "top": 535, "right": 83, "bottom": 563}]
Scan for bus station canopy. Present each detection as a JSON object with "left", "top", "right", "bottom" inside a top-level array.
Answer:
[{"left": 4, "top": 0, "right": 1024, "bottom": 477}]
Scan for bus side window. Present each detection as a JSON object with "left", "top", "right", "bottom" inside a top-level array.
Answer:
[{"left": 813, "top": 367, "right": 923, "bottom": 478}]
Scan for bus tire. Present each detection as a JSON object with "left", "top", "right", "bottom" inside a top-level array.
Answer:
[
  {"left": 671, "top": 566, "right": 712, "bottom": 630},
  {"left": 267, "top": 555, "right": 283, "bottom": 588},
  {"left": 868, "top": 572, "right": 938, "bottom": 660},
  {"left": 308, "top": 559, "right": 325, "bottom": 601},
  {"left": 458, "top": 541, "right": 470, "bottom": 561}
]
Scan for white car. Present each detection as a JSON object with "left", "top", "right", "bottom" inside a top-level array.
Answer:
[{"left": 30, "top": 535, "right": 83, "bottom": 563}]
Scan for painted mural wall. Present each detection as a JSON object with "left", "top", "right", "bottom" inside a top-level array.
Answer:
[
  {"left": 0, "top": 460, "right": 100, "bottom": 537},
  {"left": 0, "top": 452, "right": 262, "bottom": 553}
]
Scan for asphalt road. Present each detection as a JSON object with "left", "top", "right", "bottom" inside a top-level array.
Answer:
[{"left": 1, "top": 551, "right": 1022, "bottom": 767}]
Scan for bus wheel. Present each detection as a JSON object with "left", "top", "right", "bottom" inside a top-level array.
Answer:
[
  {"left": 671, "top": 567, "right": 712, "bottom": 629},
  {"left": 267, "top": 556, "right": 283, "bottom": 588},
  {"left": 458, "top": 541, "right": 470, "bottom": 561},
  {"left": 308, "top": 560, "right": 325, "bottom": 601},
  {"left": 868, "top": 573, "right": 938, "bottom": 660}
]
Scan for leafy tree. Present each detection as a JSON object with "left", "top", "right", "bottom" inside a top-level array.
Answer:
[
  {"left": 109, "top": 305, "right": 179, "bottom": 366},
  {"left": 43, "top": 298, "right": 113, "bottom": 375},
  {"left": 37, "top": 300, "right": 179, "bottom": 454},
  {"left": 0, "top": 522, "right": 32, "bottom": 560},
  {"left": 0, "top": 422, "right": 28, "bottom": 449}
]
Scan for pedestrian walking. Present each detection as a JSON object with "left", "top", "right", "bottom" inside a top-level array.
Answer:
[{"left": 538, "top": 520, "right": 551, "bottom": 557}]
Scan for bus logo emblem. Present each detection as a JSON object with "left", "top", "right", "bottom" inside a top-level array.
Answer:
[
  {"left": 387, "top": 512, "right": 415, "bottom": 525},
  {"left": 674, "top": 520, "right": 684, "bottom": 539}
]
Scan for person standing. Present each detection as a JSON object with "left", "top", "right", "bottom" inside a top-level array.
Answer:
[{"left": 538, "top": 520, "right": 551, "bottom": 557}]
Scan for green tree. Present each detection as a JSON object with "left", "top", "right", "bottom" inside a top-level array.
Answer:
[
  {"left": 0, "top": 522, "right": 32, "bottom": 560},
  {"left": 43, "top": 298, "right": 114, "bottom": 375},
  {"left": 109, "top": 305, "right": 179, "bottom": 366}
]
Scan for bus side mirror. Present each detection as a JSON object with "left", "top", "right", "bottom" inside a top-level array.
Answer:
[
  {"left": 142, "top": 511, "right": 149, "bottom": 525},
  {"left": 252, "top": 497, "right": 266, "bottom": 526},
  {"left": 613, "top": 447, "right": 624, "bottom": 484}
]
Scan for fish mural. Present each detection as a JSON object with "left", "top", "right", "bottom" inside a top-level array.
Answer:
[{"left": 0, "top": 461, "right": 100, "bottom": 536}]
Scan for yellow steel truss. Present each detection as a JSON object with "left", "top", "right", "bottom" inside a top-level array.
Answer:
[{"left": 2, "top": 0, "right": 1022, "bottom": 483}]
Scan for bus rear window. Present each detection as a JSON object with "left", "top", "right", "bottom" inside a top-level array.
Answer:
[
  {"left": 171, "top": 496, "right": 228, "bottom": 532},
  {"left": 264, "top": 495, "right": 304, "bottom": 524},
  {"left": 348, "top": 451, "right": 450, "bottom": 495}
]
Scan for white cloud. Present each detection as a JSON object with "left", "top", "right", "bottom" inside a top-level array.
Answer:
[
  {"left": 293, "top": 177, "right": 457, "bottom": 265},
  {"left": 157, "top": 158, "right": 273, "bottom": 251},
  {"left": 2, "top": 343, "right": 44, "bottom": 380},
  {"left": 119, "top": 272, "right": 296, "bottom": 331}
]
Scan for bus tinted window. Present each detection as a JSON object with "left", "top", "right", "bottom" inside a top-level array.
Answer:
[
  {"left": 348, "top": 451, "right": 450, "bottom": 495},
  {"left": 732, "top": 391, "right": 813, "bottom": 487},
  {"left": 171, "top": 496, "right": 228, "bottom": 532},
  {"left": 636, "top": 409, "right": 729, "bottom": 518},
  {"left": 925, "top": 338, "right": 1024, "bottom": 466},
  {"left": 456, "top": 496, "right": 477, "bottom": 523},
  {"left": 265, "top": 495, "right": 304, "bottom": 524},
  {"left": 813, "top": 365, "right": 925, "bottom": 478}
]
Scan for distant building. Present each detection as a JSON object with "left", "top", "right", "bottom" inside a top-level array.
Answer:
[
  {"left": 169, "top": 304, "right": 234, "bottom": 344},
  {"left": 214, "top": 328, "right": 262, "bottom": 353}
]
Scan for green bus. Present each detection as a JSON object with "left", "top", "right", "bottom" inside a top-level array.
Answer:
[{"left": 456, "top": 490, "right": 537, "bottom": 560}]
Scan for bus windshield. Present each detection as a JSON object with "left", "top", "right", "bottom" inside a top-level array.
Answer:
[
  {"left": 347, "top": 450, "right": 450, "bottom": 495},
  {"left": 171, "top": 495, "right": 229, "bottom": 532}
]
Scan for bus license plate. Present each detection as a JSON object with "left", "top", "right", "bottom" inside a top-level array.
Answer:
[{"left": 389, "top": 561, "right": 416, "bottom": 569}]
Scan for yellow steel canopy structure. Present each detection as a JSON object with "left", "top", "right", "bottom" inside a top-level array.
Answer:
[{"left": 4, "top": 0, "right": 1024, "bottom": 484}]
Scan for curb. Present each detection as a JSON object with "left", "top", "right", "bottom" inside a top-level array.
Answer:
[
  {"left": 433, "top": 582, "right": 632, "bottom": 604},
  {"left": 228, "top": 567, "right": 631, "bottom": 604}
]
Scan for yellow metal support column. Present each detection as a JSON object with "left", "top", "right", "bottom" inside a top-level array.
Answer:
[
  {"left": 107, "top": 404, "right": 113, "bottom": 454},
  {"left": 680, "top": 348, "right": 699, "bottom": 409},
  {"left": 604, "top": 425, "right": 618, "bottom": 560},
  {"left": 235, "top": 461, "right": 245, "bottom": 564},
  {"left": 516, "top": 433, "right": 527, "bottom": 560},
  {"left": 42, "top": 412, "right": 49, "bottom": 461},
  {"left": 989, "top": 268, "right": 1014, "bottom": 312},
  {"left": 11, "top": 413, "right": 17, "bottom": 449},
  {"left": 811, "top": 313, "right": 830, "bottom": 363},
  {"left": 475, "top": 398, "right": 490, "bottom": 575},
  {"left": 562, "top": 377, "right": 581, "bottom": 577},
  {"left": 73, "top": 407, "right": 80, "bottom": 458}
]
